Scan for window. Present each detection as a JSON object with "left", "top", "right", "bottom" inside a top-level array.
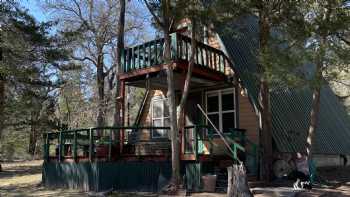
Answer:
[
  {"left": 206, "top": 88, "right": 236, "bottom": 132},
  {"left": 151, "top": 97, "right": 170, "bottom": 138}
]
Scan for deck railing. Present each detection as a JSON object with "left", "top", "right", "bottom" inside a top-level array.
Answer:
[
  {"left": 122, "top": 33, "right": 230, "bottom": 73},
  {"left": 43, "top": 126, "right": 171, "bottom": 162}
]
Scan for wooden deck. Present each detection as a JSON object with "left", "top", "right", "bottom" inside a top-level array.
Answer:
[{"left": 118, "top": 33, "right": 231, "bottom": 87}]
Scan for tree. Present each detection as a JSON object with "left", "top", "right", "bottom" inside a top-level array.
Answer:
[
  {"left": 302, "top": 0, "right": 350, "bottom": 160},
  {"left": 0, "top": 1, "right": 70, "bottom": 158},
  {"left": 113, "top": 0, "right": 126, "bottom": 127},
  {"left": 44, "top": 0, "right": 119, "bottom": 129}
]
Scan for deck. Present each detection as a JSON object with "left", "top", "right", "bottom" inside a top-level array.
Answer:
[
  {"left": 118, "top": 33, "right": 232, "bottom": 89},
  {"left": 42, "top": 126, "right": 257, "bottom": 165}
]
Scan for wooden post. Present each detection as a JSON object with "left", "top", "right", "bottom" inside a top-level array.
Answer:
[
  {"left": 119, "top": 80, "right": 125, "bottom": 155},
  {"left": 227, "top": 164, "right": 253, "bottom": 197},
  {"left": 58, "top": 131, "right": 63, "bottom": 162},
  {"left": 73, "top": 131, "right": 77, "bottom": 162},
  {"left": 148, "top": 42, "right": 152, "bottom": 66},
  {"left": 44, "top": 133, "right": 49, "bottom": 162},
  {"left": 194, "top": 125, "right": 198, "bottom": 161},
  {"left": 108, "top": 129, "right": 112, "bottom": 161},
  {"left": 89, "top": 128, "right": 93, "bottom": 161}
]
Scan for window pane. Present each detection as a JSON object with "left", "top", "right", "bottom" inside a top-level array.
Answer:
[
  {"left": 164, "top": 118, "right": 170, "bottom": 127},
  {"left": 153, "top": 119, "right": 162, "bottom": 127},
  {"left": 207, "top": 95, "right": 219, "bottom": 112},
  {"left": 163, "top": 100, "right": 169, "bottom": 117},
  {"left": 208, "top": 114, "right": 219, "bottom": 130},
  {"left": 153, "top": 100, "right": 162, "bottom": 118},
  {"left": 222, "top": 92, "right": 234, "bottom": 110},
  {"left": 153, "top": 119, "right": 165, "bottom": 138},
  {"left": 222, "top": 112, "right": 235, "bottom": 132}
]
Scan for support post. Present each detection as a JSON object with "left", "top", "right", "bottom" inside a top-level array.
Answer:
[
  {"left": 44, "top": 133, "right": 49, "bottom": 162},
  {"left": 108, "top": 129, "right": 112, "bottom": 161},
  {"left": 58, "top": 131, "right": 63, "bottom": 162},
  {"left": 194, "top": 125, "right": 198, "bottom": 161},
  {"left": 73, "top": 130, "right": 77, "bottom": 162},
  {"left": 89, "top": 128, "right": 93, "bottom": 162},
  {"left": 119, "top": 80, "right": 125, "bottom": 155}
]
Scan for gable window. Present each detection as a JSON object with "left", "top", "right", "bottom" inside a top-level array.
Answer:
[
  {"left": 206, "top": 88, "right": 236, "bottom": 132},
  {"left": 151, "top": 97, "right": 170, "bottom": 138}
]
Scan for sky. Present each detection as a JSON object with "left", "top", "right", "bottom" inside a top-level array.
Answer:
[{"left": 20, "top": 0, "right": 48, "bottom": 22}]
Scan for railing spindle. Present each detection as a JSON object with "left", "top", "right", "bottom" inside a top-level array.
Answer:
[
  {"left": 58, "top": 131, "right": 63, "bottom": 162},
  {"left": 108, "top": 129, "right": 112, "bottom": 161},
  {"left": 143, "top": 44, "right": 146, "bottom": 68},
  {"left": 89, "top": 128, "right": 93, "bottom": 161},
  {"left": 73, "top": 130, "right": 77, "bottom": 162},
  {"left": 154, "top": 40, "right": 158, "bottom": 65},
  {"left": 148, "top": 42, "right": 152, "bottom": 67}
]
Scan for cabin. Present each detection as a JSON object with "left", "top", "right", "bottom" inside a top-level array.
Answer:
[{"left": 42, "top": 16, "right": 350, "bottom": 193}]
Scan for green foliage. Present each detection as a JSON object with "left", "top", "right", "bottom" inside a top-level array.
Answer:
[
  {"left": 301, "top": 0, "right": 350, "bottom": 87},
  {"left": 0, "top": 1, "right": 72, "bottom": 158}
]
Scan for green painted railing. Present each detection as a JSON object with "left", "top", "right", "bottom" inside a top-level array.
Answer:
[
  {"left": 43, "top": 126, "right": 171, "bottom": 162},
  {"left": 122, "top": 33, "right": 230, "bottom": 73},
  {"left": 183, "top": 125, "right": 258, "bottom": 175}
]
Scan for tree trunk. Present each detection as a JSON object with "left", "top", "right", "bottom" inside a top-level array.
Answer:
[
  {"left": 28, "top": 111, "right": 38, "bottom": 156},
  {"left": 258, "top": 14, "right": 273, "bottom": 182},
  {"left": 306, "top": 87, "right": 321, "bottom": 159},
  {"left": 162, "top": 0, "right": 181, "bottom": 186},
  {"left": 0, "top": 77, "right": 5, "bottom": 140},
  {"left": 113, "top": 0, "right": 125, "bottom": 127},
  {"left": 96, "top": 55, "right": 105, "bottom": 130},
  {"left": 306, "top": 42, "right": 323, "bottom": 159},
  {"left": 0, "top": 77, "right": 5, "bottom": 172},
  {"left": 227, "top": 164, "right": 254, "bottom": 197},
  {"left": 177, "top": 19, "right": 196, "bottom": 130}
]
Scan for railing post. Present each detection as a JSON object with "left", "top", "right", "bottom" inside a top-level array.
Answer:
[
  {"left": 170, "top": 33, "right": 178, "bottom": 60},
  {"left": 89, "top": 128, "right": 93, "bottom": 162},
  {"left": 58, "top": 131, "right": 63, "bottom": 162},
  {"left": 154, "top": 40, "right": 158, "bottom": 64},
  {"left": 143, "top": 44, "right": 146, "bottom": 68},
  {"left": 194, "top": 125, "right": 198, "bottom": 161},
  {"left": 148, "top": 42, "right": 152, "bottom": 66},
  {"left": 131, "top": 47, "right": 135, "bottom": 70},
  {"left": 108, "top": 129, "right": 112, "bottom": 161},
  {"left": 73, "top": 130, "right": 77, "bottom": 162},
  {"left": 137, "top": 46, "right": 140, "bottom": 69},
  {"left": 121, "top": 49, "right": 125, "bottom": 72},
  {"left": 44, "top": 133, "right": 49, "bottom": 162}
]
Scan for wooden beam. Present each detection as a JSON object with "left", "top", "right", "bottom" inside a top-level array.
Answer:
[{"left": 118, "top": 61, "right": 226, "bottom": 83}]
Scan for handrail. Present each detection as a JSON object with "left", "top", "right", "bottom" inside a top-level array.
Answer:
[
  {"left": 197, "top": 104, "right": 245, "bottom": 163},
  {"left": 122, "top": 32, "right": 230, "bottom": 74}
]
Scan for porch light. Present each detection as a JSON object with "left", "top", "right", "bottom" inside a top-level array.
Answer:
[{"left": 240, "top": 88, "right": 247, "bottom": 97}]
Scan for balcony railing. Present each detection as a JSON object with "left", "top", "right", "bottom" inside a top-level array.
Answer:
[{"left": 122, "top": 33, "right": 230, "bottom": 74}]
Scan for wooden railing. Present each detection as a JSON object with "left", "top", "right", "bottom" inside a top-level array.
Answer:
[
  {"left": 122, "top": 33, "right": 230, "bottom": 74},
  {"left": 43, "top": 126, "right": 171, "bottom": 162},
  {"left": 183, "top": 125, "right": 258, "bottom": 175}
]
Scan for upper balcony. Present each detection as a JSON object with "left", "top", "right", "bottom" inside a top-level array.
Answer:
[{"left": 118, "top": 33, "right": 232, "bottom": 89}]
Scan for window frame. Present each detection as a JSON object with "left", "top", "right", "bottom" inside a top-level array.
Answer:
[
  {"left": 151, "top": 96, "right": 169, "bottom": 138},
  {"left": 205, "top": 88, "right": 237, "bottom": 133}
]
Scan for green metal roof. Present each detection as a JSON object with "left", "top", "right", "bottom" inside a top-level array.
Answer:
[{"left": 217, "top": 15, "right": 350, "bottom": 154}]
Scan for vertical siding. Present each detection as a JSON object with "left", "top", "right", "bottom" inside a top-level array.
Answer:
[{"left": 238, "top": 87, "right": 259, "bottom": 145}]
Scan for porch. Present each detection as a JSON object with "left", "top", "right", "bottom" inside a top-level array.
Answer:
[
  {"left": 118, "top": 32, "right": 233, "bottom": 90},
  {"left": 42, "top": 125, "right": 257, "bottom": 165}
]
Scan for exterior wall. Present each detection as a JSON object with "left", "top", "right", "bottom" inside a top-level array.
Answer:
[
  {"left": 238, "top": 88, "right": 259, "bottom": 145},
  {"left": 134, "top": 89, "right": 171, "bottom": 156}
]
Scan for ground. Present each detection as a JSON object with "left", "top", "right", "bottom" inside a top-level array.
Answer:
[{"left": 0, "top": 160, "right": 350, "bottom": 197}]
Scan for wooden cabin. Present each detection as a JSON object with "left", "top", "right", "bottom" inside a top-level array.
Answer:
[{"left": 42, "top": 16, "right": 350, "bottom": 192}]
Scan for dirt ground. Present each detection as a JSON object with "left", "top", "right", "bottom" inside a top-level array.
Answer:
[{"left": 1, "top": 160, "right": 350, "bottom": 197}]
